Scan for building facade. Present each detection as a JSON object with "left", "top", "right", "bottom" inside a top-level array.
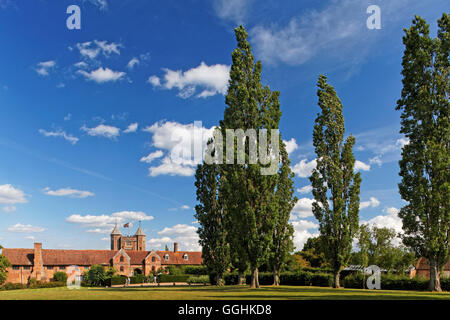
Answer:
[
  {"left": 410, "top": 257, "right": 450, "bottom": 278},
  {"left": 2, "top": 226, "right": 202, "bottom": 284}
]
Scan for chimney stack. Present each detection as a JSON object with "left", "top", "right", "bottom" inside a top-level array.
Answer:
[
  {"left": 174, "top": 242, "right": 178, "bottom": 253},
  {"left": 32, "top": 243, "right": 45, "bottom": 281}
]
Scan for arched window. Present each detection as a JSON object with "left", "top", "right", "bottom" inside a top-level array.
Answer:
[
  {"left": 120, "top": 256, "right": 124, "bottom": 262},
  {"left": 120, "top": 266, "right": 124, "bottom": 272},
  {"left": 152, "top": 257, "right": 155, "bottom": 262}
]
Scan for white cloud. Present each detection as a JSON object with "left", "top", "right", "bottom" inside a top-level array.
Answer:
[
  {"left": 292, "top": 159, "right": 316, "bottom": 178},
  {"left": 354, "top": 160, "right": 371, "bottom": 172},
  {"left": 8, "top": 223, "right": 45, "bottom": 233},
  {"left": 81, "top": 124, "right": 120, "bottom": 139},
  {"left": 25, "top": 235, "right": 35, "bottom": 240},
  {"left": 127, "top": 57, "right": 139, "bottom": 70},
  {"left": 142, "top": 121, "right": 216, "bottom": 177},
  {"left": 291, "top": 198, "right": 314, "bottom": 218},
  {"left": 123, "top": 122, "right": 138, "bottom": 133},
  {"left": 74, "top": 61, "right": 88, "bottom": 69},
  {"left": 39, "top": 129, "right": 79, "bottom": 145},
  {"left": 140, "top": 150, "right": 164, "bottom": 164},
  {"left": 35, "top": 60, "right": 56, "bottom": 76},
  {"left": 149, "top": 62, "right": 230, "bottom": 98},
  {"left": 78, "top": 67, "right": 125, "bottom": 83},
  {"left": 0, "top": 184, "right": 27, "bottom": 204},
  {"left": 76, "top": 40, "right": 121, "bottom": 60},
  {"left": 283, "top": 138, "right": 298, "bottom": 154},
  {"left": 66, "top": 211, "right": 153, "bottom": 231},
  {"left": 42, "top": 187, "right": 94, "bottom": 199},
  {"left": 148, "top": 224, "right": 200, "bottom": 251},
  {"left": 297, "top": 185, "right": 313, "bottom": 195},
  {"left": 180, "top": 205, "right": 190, "bottom": 210},
  {"left": 369, "top": 156, "right": 382, "bottom": 167},
  {"left": 88, "top": 0, "right": 108, "bottom": 11},
  {"left": 64, "top": 113, "right": 72, "bottom": 121},
  {"left": 147, "top": 75, "right": 161, "bottom": 87},
  {"left": 213, "top": 0, "right": 253, "bottom": 24},
  {"left": 360, "top": 197, "right": 380, "bottom": 210},
  {"left": 361, "top": 207, "right": 403, "bottom": 245},
  {"left": 291, "top": 219, "right": 319, "bottom": 252}
]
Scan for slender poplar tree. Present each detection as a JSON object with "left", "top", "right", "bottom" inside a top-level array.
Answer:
[
  {"left": 310, "top": 75, "right": 361, "bottom": 288},
  {"left": 220, "top": 26, "right": 282, "bottom": 288},
  {"left": 268, "top": 140, "right": 296, "bottom": 286},
  {"left": 194, "top": 141, "right": 230, "bottom": 286},
  {"left": 396, "top": 14, "right": 449, "bottom": 292}
]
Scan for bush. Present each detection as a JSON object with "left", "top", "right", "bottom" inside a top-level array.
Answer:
[
  {"left": 53, "top": 271, "right": 68, "bottom": 283},
  {"left": 86, "top": 265, "right": 106, "bottom": 287},
  {"left": 441, "top": 277, "right": 450, "bottom": 291},
  {"left": 184, "top": 266, "right": 208, "bottom": 275},
  {"left": 187, "top": 275, "right": 209, "bottom": 284},
  {"left": 108, "top": 275, "right": 127, "bottom": 286},
  {"left": 0, "top": 283, "right": 27, "bottom": 290},
  {"left": 158, "top": 274, "right": 190, "bottom": 283},
  {"left": 343, "top": 273, "right": 431, "bottom": 291},
  {"left": 130, "top": 274, "right": 146, "bottom": 284}
]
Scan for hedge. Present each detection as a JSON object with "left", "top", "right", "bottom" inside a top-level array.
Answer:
[
  {"left": 343, "top": 273, "right": 450, "bottom": 291},
  {"left": 108, "top": 275, "right": 127, "bottom": 286},
  {"left": 0, "top": 281, "right": 66, "bottom": 291},
  {"left": 158, "top": 274, "right": 190, "bottom": 283},
  {"left": 187, "top": 275, "right": 209, "bottom": 284},
  {"left": 184, "top": 266, "right": 208, "bottom": 275},
  {"left": 221, "top": 271, "right": 333, "bottom": 287}
]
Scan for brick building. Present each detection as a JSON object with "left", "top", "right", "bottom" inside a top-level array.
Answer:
[
  {"left": 410, "top": 257, "right": 450, "bottom": 278},
  {"left": 1, "top": 226, "right": 202, "bottom": 284}
]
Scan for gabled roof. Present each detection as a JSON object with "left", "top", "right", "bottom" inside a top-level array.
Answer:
[
  {"left": 156, "top": 251, "right": 202, "bottom": 265},
  {"left": 416, "top": 257, "right": 450, "bottom": 271},
  {"left": 134, "top": 226, "right": 145, "bottom": 236}
]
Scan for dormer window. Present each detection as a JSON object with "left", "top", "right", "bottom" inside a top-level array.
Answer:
[
  {"left": 164, "top": 254, "right": 169, "bottom": 261},
  {"left": 183, "top": 254, "right": 188, "bottom": 261}
]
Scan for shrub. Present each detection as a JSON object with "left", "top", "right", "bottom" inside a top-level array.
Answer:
[
  {"left": 158, "top": 274, "right": 190, "bottom": 283},
  {"left": 184, "top": 266, "right": 208, "bottom": 275},
  {"left": 108, "top": 275, "right": 127, "bottom": 286},
  {"left": 187, "top": 275, "right": 209, "bottom": 284},
  {"left": 441, "top": 277, "right": 450, "bottom": 291},
  {"left": 130, "top": 274, "right": 145, "bottom": 284},
  {"left": 0, "top": 283, "right": 27, "bottom": 290},
  {"left": 53, "top": 271, "right": 68, "bottom": 283},
  {"left": 343, "top": 273, "right": 431, "bottom": 290},
  {"left": 310, "top": 273, "right": 333, "bottom": 287},
  {"left": 86, "top": 265, "right": 106, "bottom": 287}
]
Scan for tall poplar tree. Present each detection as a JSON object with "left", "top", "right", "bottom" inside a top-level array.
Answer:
[
  {"left": 310, "top": 75, "right": 361, "bottom": 288},
  {"left": 220, "top": 26, "right": 282, "bottom": 288},
  {"left": 268, "top": 140, "right": 296, "bottom": 285},
  {"left": 194, "top": 142, "right": 230, "bottom": 286},
  {"left": 396, "top": 14, "right": 449, "bottom": 291}
]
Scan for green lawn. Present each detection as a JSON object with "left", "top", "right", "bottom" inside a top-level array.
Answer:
[{"left": 0, "top": 285, "right": 449, "bottom": 300}]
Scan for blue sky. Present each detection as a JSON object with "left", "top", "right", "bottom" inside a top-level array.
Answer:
[{"left": 0, "top": 0, "right": 448, "bottom": 251}]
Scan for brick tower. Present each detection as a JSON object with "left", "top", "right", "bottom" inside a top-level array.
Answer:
[{"left": 110, "top": 224, "right": 122, "bottom": 250}]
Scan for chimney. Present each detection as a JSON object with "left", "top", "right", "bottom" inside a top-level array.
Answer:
[
  {"left": 173, "top": 242, "right": 178, "bottom": 253},
  {"left": 32, "top": 243, "right": 44, "bottom": 281}
]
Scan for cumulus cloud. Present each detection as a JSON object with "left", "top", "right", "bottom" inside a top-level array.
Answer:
[
  {"left": 283, "top": 138, "right": 298, "bottom": 154},
  {"left": 148, "top": 62, "right": 230, "bottom": 98},
  {"left": 42, "top": 187, "right": 94, "bottom": 199},
  {"left": 354, "top": 160, "right": 371, "bottom": 172},
  {"left": 140, "top": 150, "right": 164, "bottom": 164},
  {"left": 123, "top": 122, "right": 138, "bottom": 133},
  {"left": 291, "top": 220, "right": 319, "bottom": 251},
  {"left": 142, "top": 121, "right": 215, "bottom": 177},
  {"left": 292, "top": 159, "right": 316, "bottom": 178},
  {"left": 297, "top": 185, "right": 313, "bottom": 195},
  {"left": 35, "top": 60, "right": 56, "bottom": 76},
  {"left": 148, "top": 224, "right": 200, "bottom": 251},
  {"left": 291, "top": 198, "right": 315, "bottom": 218},
  {"left": 213, "top": 0, "right": 253, "bottom": 24},
  {"left": 2, "top": 205, "right": 16, "bottom": 213},
  {"left": 0, "top": 184, "right": 27, "bottom": 205},
  {"left": 8, "top": 223, "right": 45, "bottom": 233},
  {"left": 361, "top": 207, "right": 403, "bottom": 245},
  {"left": 66, "top": 210, "right": 154, "bottom": 233},
  {"left": 360, "top": 197, "right": 380, "bottom": 210},
  {"left": 81, "top": 124, "right": 120, "bottom": 139},
  {"left": 38, "top": 129, "right": 79, "bottom": 145},
  {"left": 76, "top": 40, "right": 121, "bottom": 60},
  {"left": 78, "top": 67, "right": 125, "bottom": 83}
]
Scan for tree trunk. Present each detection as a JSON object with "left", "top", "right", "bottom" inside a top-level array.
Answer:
[
  {"left": 216, "top": 274, "right": 224, "bottom": 287},
  {"left": 250, "top": 268, "right": 260, "bottom": 289},
  {"left": 273, "top": 269, "right": 280, "bottom": 286},
  {"left": 237, "top": 270, "right": 244, "bottom": 285},
  {"left": 333, "top": 272, "right": 341, "bottom": 288},
  {"left": 429, "top": 258, "right": 442, "bottom": 292}
]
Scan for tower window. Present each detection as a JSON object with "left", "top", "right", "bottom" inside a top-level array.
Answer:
[
  {"left": 120, "top": 267, "right": 124, "bottom": 272},
  {"left": 152, "top": 257, "right": 155, "bottom": 262},
  {"left": 120, "top": 256, "right": 124, "bottom": 262}
]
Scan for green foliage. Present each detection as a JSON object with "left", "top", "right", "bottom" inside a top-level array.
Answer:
[
  {"left": 296, "top": 236, "right": 330, "bottom": 268},
  {"left": 184, "top": 266, "right": 208, "bottom": 275},
  {"left": 310, "top": 75, "right": 361, "bottom": 288},
  {"left": 158, "top": 274, "right": 190, "bottom": 283},
  {"left": 106, "top": 266, "right": 117, "bottom": 278},
  {"left": 396, "top": 14, "right": 449, "bottom": 292},
  {"left": 187, "top": 275, "right": 210, "bottom": 284},
  {"left": 0, "top": 252, "right": 11, "bottom": 286},
  {"left": 86, "top": 264, "right": 106, "bottom": 287},
  {"left": 108, "top": 275, "right": 127, "bottom": 286},
  {"left": 166, "top": 265, "right": 186, "bottom": 275},
  {"left": 343, "top": 273, "right": 430, "bottom": 291},
  {"left": 1, "top": 280, "right": 66, "bottom": 291},
  {"left": 53, "top": 271, "right": 68, "bottom": 283}
]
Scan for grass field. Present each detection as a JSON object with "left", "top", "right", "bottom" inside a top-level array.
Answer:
[{"left": 0, "top": 285, "right": 449, "bottom": 300}]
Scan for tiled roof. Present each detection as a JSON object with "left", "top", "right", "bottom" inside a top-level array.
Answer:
[
  {"left": 156, "top": 251, "right": 203, "bottom": 265},
  {"left": 416, "top": 257, "right": 450, "bottom": 271},
  {"left": 2, "top": 248, "right": 203, "bottom": 266}
]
